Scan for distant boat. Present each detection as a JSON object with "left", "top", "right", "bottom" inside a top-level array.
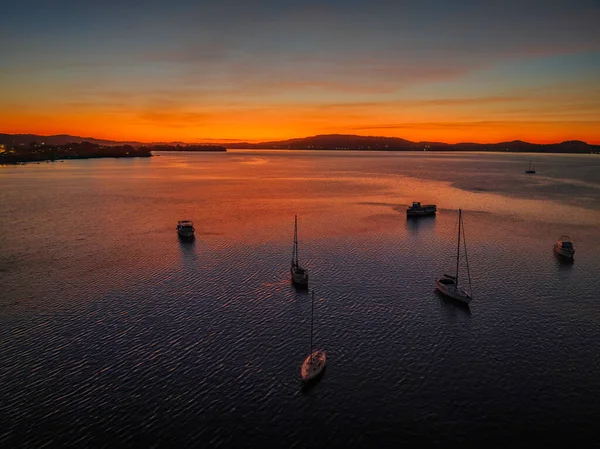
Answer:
[
  {"left": 301, "top": 290, "right": 327, "bottom": 384},
  {"left": 554, "top": 235, "right": 575, "bottom": 260},
  {"left": 525, "top": 160, "right": 536, "bottom": 174},
  {"left": 291, "top": 215, "right": 309, "bottom": 288},
  {"left": 436, "top": 209, "right": 473, "bottom": 304},
  {"left": 177, "top": 220, "right": 195, "bottom": 240},
  {"left": 406, "top": 201, "right": 437, "bottom": 217}
]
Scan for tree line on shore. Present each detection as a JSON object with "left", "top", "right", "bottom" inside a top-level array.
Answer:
[{"left": 0, "top": 141, "right": 152, "bottom": 164}]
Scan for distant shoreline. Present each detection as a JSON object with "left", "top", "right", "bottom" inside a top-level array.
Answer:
[
  {"left": 0, "top": 142, "right": 152, "bottom": 165},
  {"left": 147, "top": 144, "right": 226, "bottom": 152},
  {"left": 4, "top": 148, "right": 598, "bottom": 165},
  {"left": 2, "top": 133, "right": 598, "bottom": 159},
  {"left": 0, "top": 143, "right": 226, "bottom": 165},
  {"left": 223, "top": 147, "right": 600, "bottom": 154},
  {"left": 1, "top": 155, "right": 151, "bottom": 166}
]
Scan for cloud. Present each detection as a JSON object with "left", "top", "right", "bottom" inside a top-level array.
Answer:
[
  {"left": 2, "top": 0, "right": 599, "bottom": 143},
  {"left": 135, "top": 111, "right": 212, "bottom": 128},
  {"left": 342, "top": 119, "right": 600, "bottom": 132},
  {"left": 317, "top": 96, "right": 526, "bottom": 111}
]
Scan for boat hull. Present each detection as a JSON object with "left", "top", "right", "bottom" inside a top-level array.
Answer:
[
  {"left": 291, "top": 267, "right": 308, "bottom": 288},
  {"left": 406, "top": 202, "right": 437, "bottom": 217},
  {"left": 406, "top": 210, "right": 436, "bottom": 217},
  {"left": 301, "top": 350, "right": 326, "bottom": 383},
  {"left": 177, "top": 221, "right": 195, "bottom": 240},
  {"left": 554, "top": 244, "right": 574, "bottom": 259},
  {"left": 436, "top": 280, "right": 473, "bottom": 304},
  {"left": 177, "top": 230, "right": 195, "bottom": 240}
]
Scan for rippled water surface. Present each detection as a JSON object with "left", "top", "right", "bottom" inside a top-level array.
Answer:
[{"left": 1, "top": 151, "right": 600, "bottom": 447}]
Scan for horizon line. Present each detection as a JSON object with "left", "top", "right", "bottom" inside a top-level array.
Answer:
[{"left": 2, "top": 131, "right": 598, "bottom": 146}]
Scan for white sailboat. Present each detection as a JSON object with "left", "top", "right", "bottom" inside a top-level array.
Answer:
[
  {"left": 291, "top": 215, "right": 308, "bottom": 288},
  {"left": 436, "top": 209, "right": 474, "bottom": 304},
  {"left": 301, "top": 291, "right": 326, "bottom": 383}
]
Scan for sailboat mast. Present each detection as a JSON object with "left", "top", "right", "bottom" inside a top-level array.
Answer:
[
  {"left": 310, "top": 290, "right": 314, "bottom": 362},
  {"left": 294, "top": 215, "right": 299, "bottom": 266},
  {"left": 455, "top": 209, "right": 462, "bottom": 286},
  {"left": 462, "top": 218, "right": 473, "bottom": 298}
]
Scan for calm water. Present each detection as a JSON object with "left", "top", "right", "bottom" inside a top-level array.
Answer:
[{"left": 1, "top": 151, "right": 600, "bottom": 447}]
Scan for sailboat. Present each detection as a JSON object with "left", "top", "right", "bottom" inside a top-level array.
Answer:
[
  {"left": 301, "top": 291, "right": 326, "bottom": 383},
  {"left": 525, "top": 160, "right": 536, "bottom": 174},
  {"left": 436, "top": 209, "right": 474, "bottom": 304},
  {"left": 291, "top": 215, "right": 309, "bottom": 288}
]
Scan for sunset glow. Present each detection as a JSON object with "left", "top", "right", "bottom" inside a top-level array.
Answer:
[{"left": 2, "top": 1, "right": 599, "bottom": 143}]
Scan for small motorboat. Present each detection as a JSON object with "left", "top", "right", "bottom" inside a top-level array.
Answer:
[
  {"left": 406, "top": 202, "right": 437, "bottom": 217},
  {"left": 177, "top": 220, "right": 195, "bottom": 240},
  {"left": 554, "top": 235, "right": 575, "bottom": 259}
]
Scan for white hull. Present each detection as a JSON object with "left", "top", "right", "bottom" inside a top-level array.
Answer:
[
  {"left": 301, "top": 350, "right": 326, "bottom": 382},
  {"left": 436, "top": 280, "right": 473, "bottom": 304},
  {"left": 554, "top": 244, "right": 574, "bottom": 259}
]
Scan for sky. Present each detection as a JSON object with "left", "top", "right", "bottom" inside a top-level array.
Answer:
[{"left": 1, "top": 0, "right": 599, "bottom": 143}]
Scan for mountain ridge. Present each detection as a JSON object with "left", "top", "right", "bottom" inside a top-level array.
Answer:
[{"left": 1, "top": 133, "right": 598, "bottom": 153}]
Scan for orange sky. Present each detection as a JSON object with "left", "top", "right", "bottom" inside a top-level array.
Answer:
[
  {"left": 2, "top": 1, "right": 599, "bottom": 144},
  {"left": 2, "top": 102, "right": 598, "bottom": 144}
]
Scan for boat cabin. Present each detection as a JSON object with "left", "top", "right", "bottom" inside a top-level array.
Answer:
[
  {"left": 560, "top": 241, "right": 573, "bottom": 250},
  {"left": 558, "top": 236, "right": 573, "bottom": 249},
  {"left": 439, "top": 274, "right": 456, "bottom": 285},
  {"left": 406, "top": 202, "right": 437, "bottom": 215}
]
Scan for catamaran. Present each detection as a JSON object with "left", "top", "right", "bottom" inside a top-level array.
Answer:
[
  {"left": 291, "top": 215, "right": 308, "bottom": 287},
  {"left": 436, "top": 209, "right": 473, "bottom": 304},
  {"left": 300, "top": 291, "right": 326, "bottom": 383}
]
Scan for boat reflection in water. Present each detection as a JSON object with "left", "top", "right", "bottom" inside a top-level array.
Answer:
[{"left": 405, "top": 214, "right": 436, "bottom": 234}]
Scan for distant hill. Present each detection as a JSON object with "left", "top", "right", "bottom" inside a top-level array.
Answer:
[
  {"left": 227, "top": 134, "right": 600, "bottom": 153},
  {"left": 228, "top": 134, "right": 415, "bottom": 149},
  {"left": 1, "top": 132, "right": 598, "bottom": 154},
  {"left": 0, "top": 133, "right": 141, "bottom": 147},
  {"left": 0, "top": 133, "right": 186, "bottom": 147}
]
